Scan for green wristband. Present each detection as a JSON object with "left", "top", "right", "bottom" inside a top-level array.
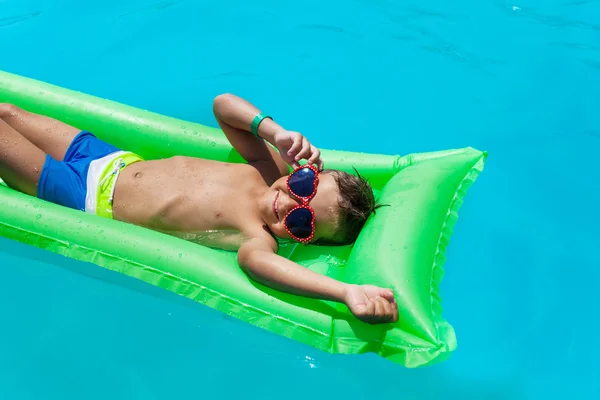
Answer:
[{"left": 251, "top": 113, "right": 272, "bottom": 138}]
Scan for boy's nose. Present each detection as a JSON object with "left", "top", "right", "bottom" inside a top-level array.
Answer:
[{"left": 282, "top": 192, "right": 301, "bottom": 213}]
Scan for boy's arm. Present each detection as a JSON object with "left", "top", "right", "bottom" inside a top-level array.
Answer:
[
  {"left": 213, "top": 94, "right": 323, "bottom": 182},
  {"left": 238, "top": 238, "right": 399, "bottom": 325}
]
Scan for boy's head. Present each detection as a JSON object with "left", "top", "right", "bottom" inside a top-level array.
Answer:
[
  {"left": 316, "top": 169, "right": 380, "bottom": 245},
  {"left": 264, "top": 167, "right": 381, "bottom": 245}
]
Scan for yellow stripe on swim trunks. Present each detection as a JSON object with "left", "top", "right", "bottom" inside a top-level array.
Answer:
[{"left": 96, "top": 152, "right": 143, "bottom": 219}]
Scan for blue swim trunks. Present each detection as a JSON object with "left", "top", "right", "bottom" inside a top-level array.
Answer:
[{"left": 37, "top": 131, "right": 143, "bottom": 217}]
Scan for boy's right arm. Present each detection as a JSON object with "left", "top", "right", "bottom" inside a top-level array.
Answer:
[
  {"left": 213, "top": 94, "right": 324, "bottom": 183},
  {"left": 238, "top": 238, "right": 398, "bottom": 325}
]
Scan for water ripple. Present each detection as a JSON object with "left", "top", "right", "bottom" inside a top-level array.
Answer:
[
  {"left": 0, "top": 11, "right": 42, "bottom": 28},
  {"left": 492, "top": 1, "right": 600, "bottom": 31},
  {"left": 560, "top": 0, "right": 600, "bottom": 6},
  {"left": 297, "top": 24, "right": 362, "bottom": 39},
  {"left": 386, "top": 17, "right": 434, "bottom": 39},
  {"left": 582, "top": 59, "right": 600, "bottom": 71},
  {"left": 388, "top": 33, "right": 420, "bottom": 43},
  {"left": 118, "top": 0, "right": 183, "bottom": 18},
  {"left": 195, "top": 70, "right": 258, "bottom": 80},
  {"left": 582, "top": 129, "right": 600, "bottom": 138},
  {"left": 551, "top": 41, "right": 600, "bottom": 52},
  {"left": 384, "top": 16, "right": 504, "bottom": 74},
  {"left": 400, "top": 5, "right": 469, "bottom": 22}
]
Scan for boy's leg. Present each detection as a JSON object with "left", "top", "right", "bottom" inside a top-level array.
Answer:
[
  {"left": 0, "top": 103, "right": 80, "bottom": 162},
  {"left": 0, "top": 118, "right": 47, "bottom": 196}
]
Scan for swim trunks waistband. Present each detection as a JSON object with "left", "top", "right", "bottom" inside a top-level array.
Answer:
[{"left": 85, "top": 151, "right": 144, "bottom": 219}]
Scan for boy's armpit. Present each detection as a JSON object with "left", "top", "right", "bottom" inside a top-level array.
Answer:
[{"left": 239, "top": 229, "right": 278, "bottom": 255}]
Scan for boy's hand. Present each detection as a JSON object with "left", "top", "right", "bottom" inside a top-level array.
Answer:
[
  {"left": 273, "top": 130, "right": 324, "bottom": 170},
  {"left": 344, "top": 284, "right": 399, "bottom": 324}
]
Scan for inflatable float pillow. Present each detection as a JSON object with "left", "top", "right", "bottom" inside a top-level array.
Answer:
[{"left": 0, "top": 70, "right": 486, "bottom": 367}]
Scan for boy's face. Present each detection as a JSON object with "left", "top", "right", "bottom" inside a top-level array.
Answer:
[{"left": 262, "top": 172, "right": 340, "bottom": 243}]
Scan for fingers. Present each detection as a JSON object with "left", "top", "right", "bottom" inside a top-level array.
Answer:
[
  {"left": 380, "top": 288, "right": 398, "bottom": 323},
  {"left": 307, "top": 145, "right": 319, "bottom": 163},
  {"left": 289, "top": 160, "right": 301, "bottom": 169},
  {"left": 362, "top": 300, "right": 375, "bottom": 320},
  {"left": 367, "top": 297, "right": 398, "bottom": 324},
  {"left": 287, "top": 135, "right": 303, "bottom": 160},
  {"left": 295, "top": 137, "right": 311, "bottom": 162},
  {"left": 375, "top": 297, "right": 395, "bottom": 323},
  {"left": 350, "top": 285, "right": 399, "bottom": 324},
  {"left": 279, "top": 131, "right": 324, "bottom": 170},
  {"left": 373, "top": 297, "right": 384, "bottom": 318},
  {"left": 381, "top": 298, "right": 395, "bottom": 323},
  {"left": 380, "top": 288, "right": 395, "bottom": 302},
  {"left": 308, "top": 146, "right": 323, "bottom": 170}
]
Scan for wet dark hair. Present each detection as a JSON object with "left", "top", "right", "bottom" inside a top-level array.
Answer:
[{"left": 315, "top": 168, "right": 385, "bottom": 246}]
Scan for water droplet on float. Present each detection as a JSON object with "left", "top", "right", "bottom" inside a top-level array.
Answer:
[
  {"left": 211, "top": 142, "right": 216, "bottom": 147},
  {"left": 36, "top": 214, "right": 41, "bottom": 219}
]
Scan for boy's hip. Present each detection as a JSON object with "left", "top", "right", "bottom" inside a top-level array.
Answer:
[
  {"left": 37, "top": 131, "right": 144, "bottom": 217},
  {"left": 86, "top": 150, "right": 144, "bottom": 218}
]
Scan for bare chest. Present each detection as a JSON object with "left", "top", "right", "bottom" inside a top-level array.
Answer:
[{"left": 114, "top": 157, "right": 266, "bottom": 239}]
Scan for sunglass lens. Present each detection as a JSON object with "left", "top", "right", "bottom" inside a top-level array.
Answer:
[
  {"left": 288, "top": 167, "right": 316, "bottom": 198},
  {"left": 285, "top": 208, "right": 313, "bottom": 239}
]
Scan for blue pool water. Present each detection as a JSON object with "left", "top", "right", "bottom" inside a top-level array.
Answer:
[{"left": 1, "top": 0, "right": 599, "bottom": 398}]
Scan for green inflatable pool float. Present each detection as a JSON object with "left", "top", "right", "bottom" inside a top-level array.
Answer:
[{"left": 0, "top": 70, "right": 486, "bottom": 368}]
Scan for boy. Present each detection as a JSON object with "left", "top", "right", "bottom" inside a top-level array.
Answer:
[{"left": 0, "top": 94, "right": 398, "bottom": 324}]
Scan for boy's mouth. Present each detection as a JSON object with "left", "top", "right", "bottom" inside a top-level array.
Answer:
[{"left": 272, "top": 191, "right": 280, "bottom": 221}]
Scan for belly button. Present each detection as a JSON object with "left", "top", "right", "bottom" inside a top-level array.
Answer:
[{"left": 134, "top": 172, "right": 143, "bottom": 179}]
